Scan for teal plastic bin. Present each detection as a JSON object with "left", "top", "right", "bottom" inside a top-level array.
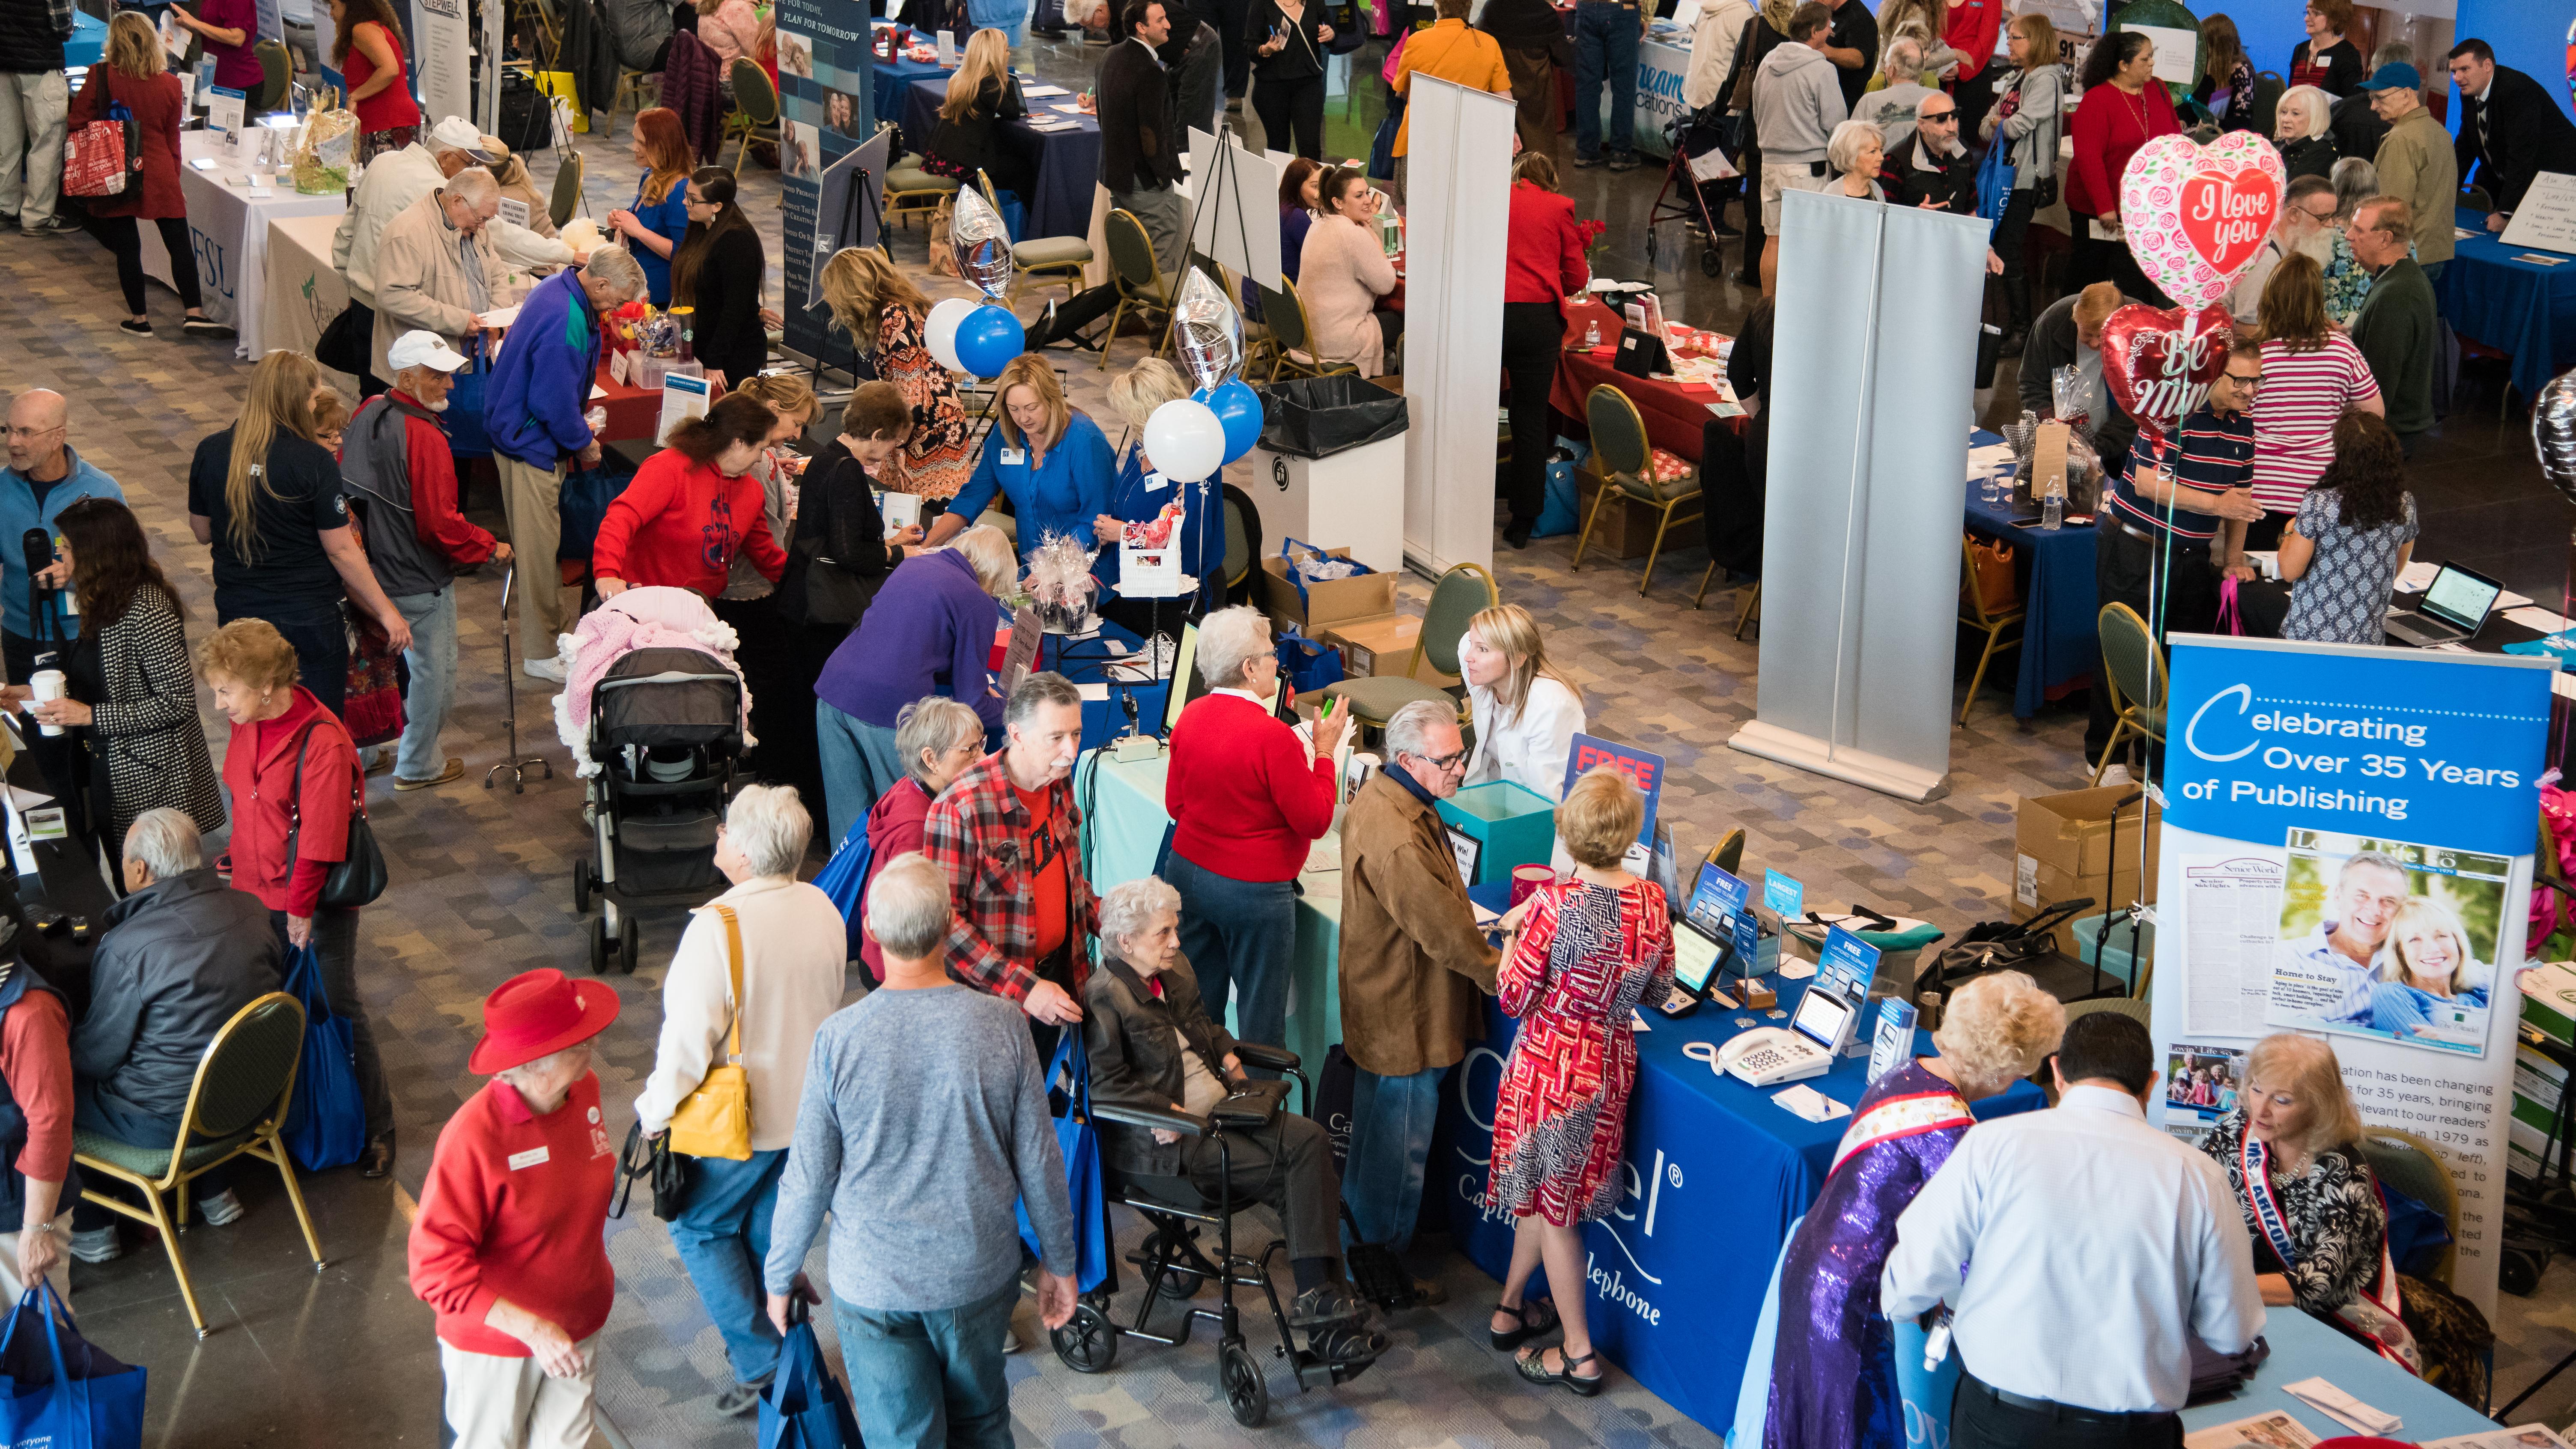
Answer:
[
  {"left": 2070, "top": 913, "right": 2152, "bottom": 989},
  {"left": 1436, "top": 780, "right": 1557, "bottom": 886}
]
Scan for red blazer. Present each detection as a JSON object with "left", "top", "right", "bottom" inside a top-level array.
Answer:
[
  {"left": 2066, "top": 82, "right": 2181, "bottom": 220},
  {"left": 591, "top": 448, "right": 787, "bottom": 598},
  {"left": 66, "top": 68, "right": 185, "bottom": 220},
  {"left": 221, "top": 689, "right": 359, "bottom": 914},
  {"left": 1503, "top": 182, "right": 1590, "bottom": 307}
]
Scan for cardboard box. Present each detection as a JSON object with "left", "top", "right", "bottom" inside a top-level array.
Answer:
[
  {"left": 1260, "top": 546, "right": 1397, "bottom": 633},
  {"left": 1574, "top": 469, "right": 1703, "bottom": 561},
  {"left": 1318, "top": 615, "right": 1460, "bottom": 689},
  {"left": 2012, "top": 786, "right": 2162, "bottom": 920},
  {"left": 2523, "top": 962, "right": 2576, "bottom": 1049}
]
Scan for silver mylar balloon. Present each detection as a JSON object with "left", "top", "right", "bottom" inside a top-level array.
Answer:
[
  {"left": 950, "top": 188, "right": 1014, "bottom": 301},
  {"left": 2537, "top": 369, "right": 2576, "bottom": 507},
  {"left": 1171, "top": 268, "right": 1242, "bottom": 390}
]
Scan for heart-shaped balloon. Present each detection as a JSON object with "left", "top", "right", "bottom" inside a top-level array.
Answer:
[
  {"left": 950, "top": 187, "right": 1015, "bottom": 301},
  {"left": 2117, "top": 132, "right": 2285, "bottom": 312},
  {"left": 2098, "top": 301, "right": 2234, "bottom": 434}
]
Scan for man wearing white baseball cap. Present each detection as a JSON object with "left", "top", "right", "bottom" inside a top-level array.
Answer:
[
  {"left": 342, "top": 330, "right": 511, "bottom": 791},
  {"left": 332, "top": 116, "right": 577, "bottom": 393}
]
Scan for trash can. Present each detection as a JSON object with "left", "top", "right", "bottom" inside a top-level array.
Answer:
[{"left": 1251, "top": 377, "right": 1411, "bottom": 572}]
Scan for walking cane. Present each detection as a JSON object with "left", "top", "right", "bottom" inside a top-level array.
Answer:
[{"left": 485, "top": 562, "right": 555, "bottom": 794}]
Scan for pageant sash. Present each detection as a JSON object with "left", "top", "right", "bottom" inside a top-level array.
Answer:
[
  {"left": 2242, "top": 1133, "right": 2423, "bottom": 1374},
  {"left": 1829, "top": 1089, "right": 1975, "bottom": 1178}
]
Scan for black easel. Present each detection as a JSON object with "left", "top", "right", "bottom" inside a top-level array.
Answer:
[{"left": 809, "top": 164, "right": 892, "bottom": 391}]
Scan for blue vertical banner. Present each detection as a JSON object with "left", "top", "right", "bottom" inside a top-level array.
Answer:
[
  {"left": 2149, "top": 634, "right": 2557, "bottom": 1316},
  {"left": 772, "top": 0, "right": 874, "bottom": 367}
]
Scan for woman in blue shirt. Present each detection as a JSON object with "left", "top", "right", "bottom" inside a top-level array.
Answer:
[
  {"left": 1091, "top": 358, "right": 1225, "bottom": 637},
  {"left": 606, "top": 107, "right": 696, "bottom": 307},
  {"left": 924, "top": 355, "right": 1116, "bottom": 569}
]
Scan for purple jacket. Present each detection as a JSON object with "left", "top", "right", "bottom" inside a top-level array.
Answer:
[
  {"left": 815, "top": 549, "right": 1005, "bottom": 732},
  {"left": 659, "top": 30, "right": 727, "bottom": 162}
]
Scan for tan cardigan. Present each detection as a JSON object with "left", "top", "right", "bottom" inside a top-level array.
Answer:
[
  {"left": 370, "top": 190, "right": 514, "bottom": 385},
  {"left": 1297, "top": 215, "right": 1398, "bottom": 376},
  {"left": 1337, "top": 771, "right": 1500, "bottom": 1079}
]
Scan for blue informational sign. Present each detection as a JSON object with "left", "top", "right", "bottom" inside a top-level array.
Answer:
[
  {"left": 1687, "top": 864, "right": 1759, "bottom": 980},
  {"left": 1764, "top": 868, "right": 1804, "bottom": 921},
  {"left": 2164, "top": 638, "right": 2554, "bottom": 856},
  {"left": 775, "top": 0, "right": 877, "bottom": 367},
  {"left": 1565, "top": 734, "right": 1666, "bottom": 845},
  {"left": 1868, "top": 999, "right": 1918, "bottom": 1083},
  {"left": 1817, "top": 925, "right": 1879, "bottom": 1003}
]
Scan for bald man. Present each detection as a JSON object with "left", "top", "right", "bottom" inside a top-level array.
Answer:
[{"left": 1, "top": 391, "right": 123, "bottom": 666}]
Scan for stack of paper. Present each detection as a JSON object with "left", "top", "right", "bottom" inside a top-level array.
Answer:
[
  {"left": 2280, "top": 1377, "right": 2398, "bottom": 1437},
  {"left": 1771, "top": 1084, "right": 1850, "bottom": 1122}
]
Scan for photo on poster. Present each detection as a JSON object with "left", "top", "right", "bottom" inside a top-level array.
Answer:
[
  {"left": 2266, "top": 829, "right": 2509, "bottom": 1058},
  {"left": 824, "top": 89, "right": 862, "bottom": 136},
  {"left": 2163, "top": 1041, "right": 2248, "bottom": 1146},
  {"left": 778, "top": 29, "right": 816, "bottom": 79},
  {"left": 780, "top": 119, "right": 820, "bottom": 180}
]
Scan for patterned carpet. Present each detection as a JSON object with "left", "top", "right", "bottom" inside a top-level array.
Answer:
[{"left": 4, "top": 35, "right": 2572, "bottom": 1447}]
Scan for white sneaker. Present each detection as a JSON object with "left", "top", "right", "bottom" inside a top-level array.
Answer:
[
  {"left": 1003, "top": 1325, "right": 1023, "bottom": 1354},
  {"left": 524, "top": 653, "right": 569, "bottom": 683},
  {"left": 2098, "top": 763, "right": 2135, "bottom": 787}
]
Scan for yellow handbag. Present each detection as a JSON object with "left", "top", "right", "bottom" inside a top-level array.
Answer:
[{"left": 667, "top": 904, "right": 754, "bottom": 1160}]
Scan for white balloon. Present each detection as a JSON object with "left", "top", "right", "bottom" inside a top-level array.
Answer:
[
  {"left": 925, "top": 296, "right": 976, "bottom": 373},
  {"left": 1144, "top": 399, "right": 1227, "bottom": 483}
]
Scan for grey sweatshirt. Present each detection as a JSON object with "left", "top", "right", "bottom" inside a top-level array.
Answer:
[
  {"left": 763, "top": 985, "right": 1077, "bottom": 1311},
  {"left": 1752, "top": 39, "right": 1848, "bottom": 166}
]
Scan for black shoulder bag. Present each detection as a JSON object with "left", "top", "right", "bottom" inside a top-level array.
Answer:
[{"left": 284, "top": 721, "right": 389, "bottom": 909}]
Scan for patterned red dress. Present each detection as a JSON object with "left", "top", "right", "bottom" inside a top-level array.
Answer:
[
  {"left": 874, "top": 302, "right": 973, "bottom": 501},
  {"left": 1488, "top": 878, "right": 1674, "bottom": 1225}
]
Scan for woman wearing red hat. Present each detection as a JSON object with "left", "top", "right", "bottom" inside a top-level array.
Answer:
[{"left": 408, "top": 968, "right": 623, "bottom": 1449}]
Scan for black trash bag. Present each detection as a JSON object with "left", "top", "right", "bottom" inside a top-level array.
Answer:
[{"left": 1257, "top": 376, "right": 1410, "bottom": 460}]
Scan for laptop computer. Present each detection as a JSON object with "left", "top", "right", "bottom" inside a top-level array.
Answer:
[{"left": 2384, "top": 563, "right": 2505, "bottom": 648}]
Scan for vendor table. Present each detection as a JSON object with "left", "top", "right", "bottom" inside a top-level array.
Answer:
[
  {"left": 2440, "top": 207, "right": 2576, "bottom": 404},
  {"left": 2177, "top": 1310, "right": 2496, "bottom": 1440},
  {"left": 903, "top": 77, "right": 1100, "bottom": 242},
  {"left": 591, "top": 362, "right": 662, "bottom": 444},
  {"left": 138, "top": 131, "right": 346, "bottom": 358},
  {"left": 66, "top": 10, "right": 103, "bottom": 68},
  {"left": 1548, "top": 296, "right": 1740, "bottom": 463},
  {"left": 262, "top": 212, "right": 352, "bottom": 390},
  {"left": 871, "top": 42, "right": 952, "bottom": 134},
  {"left": 1962, "top": 430, "right": 2096, "bottom": 719}
]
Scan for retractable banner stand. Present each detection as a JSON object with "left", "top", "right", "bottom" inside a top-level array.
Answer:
[
  {"left": 2148, "top": 634, "right": 2556, "bottom": 1315},
  {"left": 1395, "top": 75, "right": 1511, "bottom": 577},
  {"left": 776, "top": 0, "right": 875, "bottom": 369},
  {"left": 411, "top": 0, "right": 469, "bottom": 129},
  {"left": 1726, "top": 190, "right": 1987, "bottom": 802}
]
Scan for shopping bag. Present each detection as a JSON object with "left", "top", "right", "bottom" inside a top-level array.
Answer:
[
  {"left": 810, "top": 814, "right": 875, "bottom": 962},
  {"left": 1532, "top": 457, "right": 1580, "bottom": 538},
  {"left": 1275, "top": 626, "right": 1344, "bottom": 695},
  {"left": 0, "top": 1284, "right": 147, "bottom": 1449},
  {"left": 280, "top": 942, "right": 368, "bottom": 1172},
  {"left": 62, "top": 105, "right": 139, "bottom": 199},
  {"left": 757, "top": 1301, "right": 862, "bottom": 1449},
  {"left": 444, "top": 336, "right": 496, "bottom": 459},
  {"left": 556, "top": 460, "right": 637, "bottom": 561},
  {"left": 531, "top": 70, "right": 590, "bottom": 132},
  {"left": 1016, "top": 1032, "right": 1110, "bottom": 1292},
  {"left": 1964, "top": 535, "right": 2017, "bottom": 615},
  {"left": 2214, "top": 574, "right": 2246, "bottom": 635}
]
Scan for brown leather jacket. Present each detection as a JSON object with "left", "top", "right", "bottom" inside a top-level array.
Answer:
[
  {"left": 1336, "top": 772, "right": 1500, "bottom": 1079},
  {"left": 1084, "top": 952, "right": 1240, "bottom": 1180}
]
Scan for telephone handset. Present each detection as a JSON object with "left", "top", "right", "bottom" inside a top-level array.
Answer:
[{"left": 1713, "top": 1027, "right": 1834, "bottom": 1087}]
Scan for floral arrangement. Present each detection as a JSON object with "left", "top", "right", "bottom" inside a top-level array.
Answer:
[
  {"left": 604, "top": 301, "right": 657, "bottom": 359},
  {"left": 1021, "top": 532, "right": 1100, "bottom": 633},
  {"left": 1576, "top": 218, "right": 1608, "bottom": 258}
]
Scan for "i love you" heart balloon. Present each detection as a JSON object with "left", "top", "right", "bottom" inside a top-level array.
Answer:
[
  {"left": 2099, "top": 301, "right": 2235, "bottom": 435},
  {"left": 2117, "top": 132, "right": 2286, "bottom": 312}
]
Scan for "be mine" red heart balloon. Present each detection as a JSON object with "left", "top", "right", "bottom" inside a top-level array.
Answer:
[{"left": 2099, "top": 301, "right": 2235, "bottom": 434}]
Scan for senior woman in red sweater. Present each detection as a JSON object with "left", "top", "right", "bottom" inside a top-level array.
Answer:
[
  {"left": 593, "top": 393, "right": 790, "bottom": 600},
  {"left": 410, "top": 967, "right": 621, "bottom": 1449},
  {"left": 1499, "top": 153, "right": 1592, "bottom": 550},
  {"left": 1163, "top": 605, "right": 1348, "bottom": 1057}
]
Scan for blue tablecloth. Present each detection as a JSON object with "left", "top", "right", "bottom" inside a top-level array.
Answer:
[
  {"left": 66, "top": 9, "right": 103, "bottom": 67},
  {"left": 873, "top": 54, "right": 952, "bottom": 131},
  {"left": 905, "top": 76, "right": 1101, "bottom": 242},
  {"left": 1963, "top": 430, "right": 2098, "bottom": 719},
  {"left": 2442, "top": 206, "right": 2576, "bottom": 403},
  {"left": 2177, "top": 1309, "right": 2496, "bottom": 1440},
  {"left": 998, "top": 606, "right": 1171, "bottom": 751}
]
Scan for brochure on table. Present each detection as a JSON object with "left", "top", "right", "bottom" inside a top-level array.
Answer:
[
  {"left": 2146, "top": 634, "right": 2555, "bottom": 1315},
  {"left": 2497, "top": 172, "right": 2576, "bottom": 256}
]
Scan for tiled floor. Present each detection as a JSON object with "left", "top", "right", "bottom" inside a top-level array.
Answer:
[{"left": 2, "top": 23, "right": 2572, "bottom": 1447}]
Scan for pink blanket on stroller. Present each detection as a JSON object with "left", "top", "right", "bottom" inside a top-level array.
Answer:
[{"left": 551, "top": 587, "right": 754, "bottom": 775}]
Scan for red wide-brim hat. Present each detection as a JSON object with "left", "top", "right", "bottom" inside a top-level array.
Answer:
[{"left": 468, "top": 968, "right": 623, "bottom": 1075}]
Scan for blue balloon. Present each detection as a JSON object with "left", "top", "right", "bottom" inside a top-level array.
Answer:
[
  {"left": 954, "top": 304, "right": 1026, "bottom": 379},
  {"left": 1199, "top": 380, "right": 1264, "bottom": 463}
]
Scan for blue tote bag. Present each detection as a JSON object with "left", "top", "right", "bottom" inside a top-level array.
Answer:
[
  {"left": 0, "top": 1284, "right": 147, "bottom": 1449},
  {"left": 280, "top": 943, "right": 367, "bottom": 1172},
  {"left": 442, "top": 335, "right": 495, "bottom": 459},
  {"left": 810, "top": 815, "right": 876, "bottom": 962},
  {"left": 1017, "top": 1031, "right": 1111, "bottom": 1293},
  {"left": 756, "top": 1301, "right": 862, "bottom": 1449}
]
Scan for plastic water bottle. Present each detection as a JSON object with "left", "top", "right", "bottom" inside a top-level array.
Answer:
[
  {"left": 1584, "top": 320, "right": 1601, "bottom": 350},
  {"left": 2040, "top": 484, "right": 2064, "bottom": 531}
]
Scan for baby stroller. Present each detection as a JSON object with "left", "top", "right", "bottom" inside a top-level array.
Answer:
[{"left": 567, "top": 633, "right": 749, "bottom": 975}]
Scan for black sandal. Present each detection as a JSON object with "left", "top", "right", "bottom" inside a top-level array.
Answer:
[
  {"left": 1489, "top": 1296, "right": 1559, "bottom": 1351},
  {"left": 1515, "top": 1345, "right": 1602, "bottom": 1397}
]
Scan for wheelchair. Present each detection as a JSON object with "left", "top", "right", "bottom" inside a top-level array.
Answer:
[{"left": 1050, "top": 1041, "right": 1374, "bottom": 1427}]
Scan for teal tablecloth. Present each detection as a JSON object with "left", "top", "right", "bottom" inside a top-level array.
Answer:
[
  {"left": 2177, "top": 1308, "right": 2497, "bottom": 1440},
  {"left": 67, "top": 10, "right": 103, "bottom": 68}
]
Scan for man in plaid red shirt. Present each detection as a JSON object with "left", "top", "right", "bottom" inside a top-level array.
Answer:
[{"left": 922, "top": 672, "right": 1097, "bottom": 1050}]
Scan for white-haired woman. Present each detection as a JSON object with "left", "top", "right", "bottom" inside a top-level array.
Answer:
[
  {"left": 2199, "top": 1034, "right": 2421, "bottom": 1372},
  {"left": 1093, "top": 358, "right": 1225, "bottom": 633},
  {"left": 1162, "top": 604, "right": 1348, "bottom": 1056},
  {"left": 857, "top": 698, "right": 986, "bottom": 983},
  {"left": 1459, "top": 602, "right": 1585, "bottom": 802},
  {"left": 1828, "top": 120, "right": 1886, "bottom": 203},
  {"left": 813, "top": 525, "right": 1017, "bottom": 845},
  {"left": 409, "top": 969, "right": 622, "bottom": 1448},
  {"left": 1762, "top": 970, "right": 2065, "bottom": 1446},
  {"left": 1083, "top": 876, "right": 1387, "bottom": 1367},
  {"left": 2275, "top": 84, "right": 2337, "bottom": 181},
  {"left": 2367, "top": 897, "right": 2490, "bottom": 1039},
  {"left": 633, "top": 785, "right": 849, "bottom": 1418}
]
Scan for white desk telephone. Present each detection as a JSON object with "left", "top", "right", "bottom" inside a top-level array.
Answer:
[{"left": 1701, "top": 982, "right": 1862, "bottom": 1087}]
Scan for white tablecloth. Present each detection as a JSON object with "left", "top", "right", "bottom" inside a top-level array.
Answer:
[
  {"left": 138, "top": 131, "right": 346, "bottom": 359},
  {"left": 263, "top": 212, "right": 354, "bottom": 393}
]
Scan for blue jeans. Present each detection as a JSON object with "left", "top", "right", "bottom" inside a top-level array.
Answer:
[
  {"left": 1573, "top": 1, "right": 1640, "bottom": 158},
  {"left": 831, "top": 1279, "right": 1018, "bottom": 1449},
  {"left": 389, "top": 587, "right": 456, "bottom": 781},
  {"left": 816, "top": 700, "right": 906, "bottom": 847},
  {"left": 1167, "top": 854, "right": 1297, "bottom": 1065},
  {"left": 227, "top": 602, "right": 347, "bottom": 719},
  {"left": 670, "top": 1149, "right": 789, "bottom": 1385},
  {"left": 1342, "top": 1064, "right": 1445, "bottom": 1253}
]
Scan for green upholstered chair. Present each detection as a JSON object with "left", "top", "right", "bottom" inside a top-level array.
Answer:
[
  {"left": 724, "top": 58, "right": 781, "bottom": 175},
  {"left": 885, "top": 144, "right": 963, "bottom": 235},
  {"left": 1572, "top": 384, "right": 1702, "bottom": 597},
  {"left": 1255, "top": 277, "right": 1358, "bottom": 382},
  {"left": 1091, "top": 207, "right": 1177, "bottom": 367},
  {"left": 2091, "top": 602, "right": 2167, "bottom": 784},
  {"left": 1320, "top": 562, "right": 1497, "bottom": 728},
  {"left": 549, "top": 147, "right": 586, "bottom": 229},
  {"left": 2360, "top": 1128, "right": 2459, "bottom": 1288}
]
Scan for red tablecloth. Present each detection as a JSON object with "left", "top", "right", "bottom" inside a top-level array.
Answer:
[
  {"left": 593, "top": 360, "right": 662, "bottom": 445},
  {"left": 1546, "top": 298, "right": 1737, "bottom": 463}
]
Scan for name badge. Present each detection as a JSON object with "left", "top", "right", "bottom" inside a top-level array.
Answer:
[
  {"left": 507, "top": 1146, "right": 551, "bottom": 1171},
  {"left": 1144, "top": 471, "right": 1170, "bottom": 492},
  {"left": 1000, "top": 448, "right": 1027, "bottom": 466}
]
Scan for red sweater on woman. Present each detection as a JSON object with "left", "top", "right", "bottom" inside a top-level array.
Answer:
[
  {"left": 1503, "top": 182, "right": 1590, "bottom": 307},
  {"left": 223, "top": 689, "right": 356, "bottom": 917},
  {"left": 1167, "top": 691, "right": 1336, "bottom": 883},
  {"left": 592, "top": 448, "right": 788, "bottom": 598},
  {"left": 408, "top": 1072, "right": 619, "bottom": 1356},
  {"left": 2067, "top": 80, "right": 2181, "bottom": 220}
]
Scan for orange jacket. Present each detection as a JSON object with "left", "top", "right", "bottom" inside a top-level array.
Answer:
[{"left": 1389, "top": 19, "right": 1512, "bottom": 156}]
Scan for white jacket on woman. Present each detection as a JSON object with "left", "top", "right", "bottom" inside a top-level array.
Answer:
[
  {"left": 634, "top": 876, "right": 851, "bottom": 1151},
  {"left": 1462, "top": 645, "right": 1586, "bottom": 802}
]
